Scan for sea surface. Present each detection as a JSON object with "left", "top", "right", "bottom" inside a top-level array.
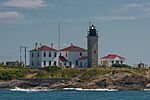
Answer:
[{"left": 0, "top": 89, "right": 150, "bottom": 100}]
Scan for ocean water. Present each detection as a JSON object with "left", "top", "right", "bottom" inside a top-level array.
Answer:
[{"left": 0, "top": 89, "right": 150, "bottom": 100}]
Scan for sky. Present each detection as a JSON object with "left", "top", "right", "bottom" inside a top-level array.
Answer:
[{"left": 0, "top": 0, "right": 150, "bottom": 66}]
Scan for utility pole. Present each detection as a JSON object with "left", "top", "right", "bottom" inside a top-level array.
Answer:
[
  {"left": 58, "top": 22, "right": 61, "bottom": 66},
  {"left": 22, "top": 47, "right": 28, "bottom": 67},
  {"left": 20, "top": 45, "right": 22, "bottom": 65},
  {"left": 58, "top": 22, "right": 60, "bottom": 50}
]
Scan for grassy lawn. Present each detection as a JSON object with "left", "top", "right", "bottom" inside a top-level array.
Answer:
[{"left": 0, "top": 66, "right": 149, "bottom": 81}]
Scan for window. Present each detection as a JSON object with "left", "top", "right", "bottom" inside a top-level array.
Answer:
[
  {"left": 49, "top": 61, "right": 51, "bottom": 66},
  {"left": 49, "top": 52, "right": 51, "bottom": 57},
  {"left": 80, "top": 62, "right": 82, "bottom": 67},
  {"left": 32, "top": 53, "right": 34, "bottom": 57},
  {"left": 38, "top": 61, "right": 40, "bottom": 66},
  {"left": 54, "top": 52, "right": 57, "bottom": 57},
  {"left": 116, "top": 60, "right": 119, "bottom": 64},
  {"left": 38, "top": 52, "right": 40, "bottom": 57},
  {"left": 53, "top": 61, "right": 57, "bottom": 66},
  {"left": 69, "top": 62, "right": 72, "bottom": 67},
  {"left": 112, "top": 60, "right": 114, "bottom": 64},
  {"left": 64, "top": 62, "right": 66, "bottom": 66},
  {"left": 84, "top": 62, "right": 86, "bottom": 66},
  {"left": 120, "top": 60, "right": 123, "bottom": 64},
  {"left": 43, "top": 52, "right": 46, "bottom": 57},
  {"left": 32, "top": 61, "right": 34, "bottom": 66},
  {"left": 66, "top": 52, "right": 67, "bottom": 57},
  {"left": 44, "top": 61, "right": 46, "bottom": 66},
  {"left": 76, "top": 60, "right": 78, "bottom": 66},
  {"left": 80, "top": 52, "right": 82, "bottom": 56}
]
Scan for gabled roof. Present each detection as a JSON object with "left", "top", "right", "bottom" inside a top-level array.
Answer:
[
  {"left": 30, "top": 48, "right": 38, "bottom": 51},
  {"left": 60, "top": 44, "right": 86, "bottom": 52},
  {"left": 30, "top": 45, "right": 57, "bottom": 51},
  {"left": 101, "top": 54, "right": 125, "bottom": 60},
  {"left": 59, "top": 56, "right": 68, "bottom": 62},
  {"left": 78, "top": 56, "right": 88, "bottom": 61}
]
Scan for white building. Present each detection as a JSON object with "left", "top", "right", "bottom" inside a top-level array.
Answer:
[
  {"left": 100, "top": 54, "right": 125, "bottom": 67},
  {"left": 59, "top": 44, "right": 87, "bottom": 68},
  {"left": 29, "top": 44, "right": 88, "bottom": 68},
  {"left": 29, "top": 45, "right": 58, "bottom": 68}
]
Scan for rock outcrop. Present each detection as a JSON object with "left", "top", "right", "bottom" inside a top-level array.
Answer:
[{"left": 0, "top": 70, "right": 150, "bottom": 90}]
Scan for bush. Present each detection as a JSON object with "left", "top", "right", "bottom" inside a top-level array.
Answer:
[
  {"left": 79, "top": 68, "right": 111, "bottom": 82},
  {"left": 43, "top": 66, "right": 62, "bottom": 73},
  {"left": 0, "top": 72, "right": 13, "bottom": 80},
  {"left": 36, "top": 70, "right": 49, "bottom": 78},
  {"left": 111, "top": 64, "right": 131, "bottom": 68},
  {"left": 58, "top": 68, "right": 81, "bottom": 78},
  {"left": 0, "top": 67, "right": 38, "bottom": 80}
]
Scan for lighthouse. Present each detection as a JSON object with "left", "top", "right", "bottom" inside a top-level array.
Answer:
[{"left": 87, "top": 24, "right": 99, "bottom": 68}]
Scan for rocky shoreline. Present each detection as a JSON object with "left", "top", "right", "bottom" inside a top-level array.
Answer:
[{"left": 1, "top": 70, "right": 150, "bottom": 91}]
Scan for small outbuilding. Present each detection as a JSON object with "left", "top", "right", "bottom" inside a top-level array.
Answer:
[{"left": 100, "top": 54, "right": 125, "bottom": 67}]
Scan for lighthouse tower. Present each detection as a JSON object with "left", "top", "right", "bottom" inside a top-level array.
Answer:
[{"left": 87, "top": 24, "right": 99, "bottom": 68}]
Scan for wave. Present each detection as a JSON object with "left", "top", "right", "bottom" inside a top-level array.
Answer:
[
  {"left": 10, "top": 87, "right": 49, "bottom": 92},
  {"left": 10, "top": 87, "right": 117, "bottom": 92},
  {"left": 63, "top": 88, "right": 118, "bottom": 91},
  {"left": 143, "top": 89, "right": 150, "bottom": 91}
]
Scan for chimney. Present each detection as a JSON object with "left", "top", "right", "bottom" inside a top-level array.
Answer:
[
  {"left": 51, "top": 43, "right": 53, "bottom": 48},
  {"left": 71, "top": 43, "right": 73, "bottom": 46},
  {"left": 35, "top": 42, "right": 38, "bottom": 49}
]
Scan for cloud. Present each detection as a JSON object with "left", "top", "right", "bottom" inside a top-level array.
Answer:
[
  {"left": 0, "top": 11, "right": 24, "bottom": 23},
  {"left": 2, "top": 0, "right": 46, "bottom": 9},
  {"left": 119, "top": 2, "right": 150, "bottom": 12},
  {"left": 94, "top": 14, "right": 150, "bottom": 21},
  {"left": 120, "top": 3, "right": 144, "bottom": 10},
  {"left": 94, "top": 16, "right": 137, "bottom": 21},
  {"left": 100, "top": 2, "right": 150, "bottom": 21}
]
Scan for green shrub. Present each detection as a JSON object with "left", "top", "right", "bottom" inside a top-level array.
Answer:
[
  {"left": 0, "top": 67, "right": 38, "bottom": 80},
  {"left": 36, "top": 70, "right": 49, "bottom": 78},
  {"left": 131, "top": 68, "right": 148, "bottom": 75},
  {"left": 111, "top": 64, "right": 131, "bottom": 68},
  {"left": 43, "top": 66, "right": 62, "bottom": 73},
  {"left": 58, "top": 68, "right": 81, "bottom": 78},
  {"left": 79, "top": 68, "right": 111, "bottom": 82}
]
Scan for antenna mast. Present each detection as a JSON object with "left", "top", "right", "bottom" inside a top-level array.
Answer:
[
  {"left": 58, "top": 22, "right": 61, "bottom": 50},
  {"left": 89, "top": 21, "right": 91, "bottom": 28}
]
